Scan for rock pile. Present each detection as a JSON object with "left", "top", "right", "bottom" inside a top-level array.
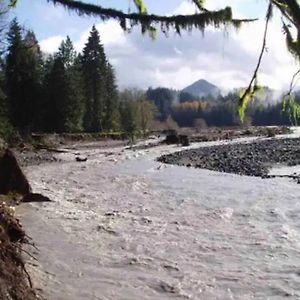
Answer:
[{"left": 158, "top": 138, "right": 300, "bottom": 177}]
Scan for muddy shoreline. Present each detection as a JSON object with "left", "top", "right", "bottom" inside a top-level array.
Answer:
[{"left": 158, "top": 137, "right": 300, "bottom": 177}]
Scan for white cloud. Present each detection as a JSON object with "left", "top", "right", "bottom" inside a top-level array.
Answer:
[
  {"left": 74, "top": 21, "right": 128, "bottom": 52},
  {"left": 40, "top": 35, "right": 64, "bottom": 53},
  {"left": 172, "top": 1, "right": 195, "bottom": 15}
]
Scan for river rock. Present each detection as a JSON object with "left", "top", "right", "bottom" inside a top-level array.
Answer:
[{"left": 158, "top": 137, "right": 300, "bottom": 177}]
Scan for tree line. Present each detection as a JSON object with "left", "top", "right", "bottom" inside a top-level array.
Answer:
[
  {"left": 0, "top": 19, "right": 155, "bottom": 141},
  {"left": 0, "top": 18, "right": 296, "bottom": 142},
  {"left": 146, "top": 87, "right": 299, "bottom": 129}
]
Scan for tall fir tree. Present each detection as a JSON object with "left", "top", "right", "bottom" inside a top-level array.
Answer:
[
  {"left": 23, "top": 30, "right": 43, "bottom": 130},
  {"left": 5, "top": 19, "right": 42, "bottom": 133},
  {"left": 43, "top": 38, "right": 84, "bottom": 133},
  {"left": 65, "top": 54, "right": 85, "bottom": 132},
  {"left": 81, "top": 25, "right": 107, "bottom": 132},
  {"left": 43, "top": 56, "right": 68, "bottom": 133},
  {"left": 57, "top": 35, "right": 76, "bottom": 68},
  {"left": 0, "top": 57, "right": 13, "bottom": 140},
  {"left": 103, "top": 63, "right": 119, "bottom": 130}
]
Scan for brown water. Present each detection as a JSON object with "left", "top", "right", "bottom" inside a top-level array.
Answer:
[{"left": 20, "top": 140, "right": 300, "bottom": 300}]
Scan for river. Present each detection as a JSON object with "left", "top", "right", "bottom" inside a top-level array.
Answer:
[{"left": 19, "top": 138, "right": 300, "bottom": 300}]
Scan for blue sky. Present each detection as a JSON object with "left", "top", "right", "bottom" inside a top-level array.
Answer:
[{"left": 10, "top": 1, "right": 299, "bottom": 92}]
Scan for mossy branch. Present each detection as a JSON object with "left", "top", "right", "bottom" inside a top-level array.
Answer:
[{"left": 46, "top": 0, "right": 256, "bottom": 34}]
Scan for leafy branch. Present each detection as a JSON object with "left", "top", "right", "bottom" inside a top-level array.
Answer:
[{"left": 282, "top": 68, "right": 300, "bottom": 124}]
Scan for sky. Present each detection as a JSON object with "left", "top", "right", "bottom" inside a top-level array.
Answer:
[{"left": 11, "top": 0, "right": 300, "bottom": 92}]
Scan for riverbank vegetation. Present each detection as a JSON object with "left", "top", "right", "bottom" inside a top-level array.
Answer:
[
  {"left": 146, "top": 87, "right": 299, "bottom": 129},
  {"left": 1, "top": 16, "right": 299, "bottom": 145},
  {"left": 0, "top": 18, "right": 156, "bottom": 143}
]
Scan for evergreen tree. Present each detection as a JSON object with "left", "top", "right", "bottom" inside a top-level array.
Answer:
[
  {"left": 146, "top": 87, "right": 174, "bottom": 121},
  {"left": 57, "top": 35, "right": 76, "bottom": 68},
  {"left": 43, "top": 57, "right": 67, "bottom": 132},
  {"left": 81, "top": 25, "right": 107, "bottom": 132},
  {"left": 103, "top": 63, "right": 119, "bottom": 130},
  {"left": 65, "top": 54, "right": 85, "bottom": 132},
  {"left": 43, "top": 39, "right": 84, "bottom": 133},
  {"left": 0, "top": 58, "right": 13, "bottom": 140},
  {"left": 23, "top": 30, "right": 43, "bottom": 130},
  {"left": 5, "top": 19, "right": 42, "bottom": 133},
  {"left": 40, "top": 54, "right": 55, "bottom": 132},
  {"left": 119, "top": 95, "right": 138, "bottom": 140}
]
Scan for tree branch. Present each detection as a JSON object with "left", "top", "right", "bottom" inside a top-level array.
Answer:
[
  {"left": 239, "top": 2, "right": 273, "bottom": 119},
  {"left": 46, "top": 0, "right": 256, "bottom": 33},
  {"left": 285, "top": 68, "right": 300, "bottom": 96}
]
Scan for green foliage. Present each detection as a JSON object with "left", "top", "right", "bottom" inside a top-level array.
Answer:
[
  {"left": 119, "top": 89, "right": 156, "bottom": 137},
  {"left": 238, "top": 77, "right": 262, "bottom": 121},
  {"left": 133, "top": 0, "right": 147, "bottom": 14},
  {"left": 102, "top": 63, "right": 119, "bottom": 131},
  {"left": 57, "top": 36, "right": 77, "bottom": 68},
  {"left": 9, "top": 0, "right": 17, "bottom": 7},
  {"left": 282, "top": 93, "right": 300, "bottom": 125},
  {"left": 5, "top": 19, "right": 42, "bottom": 133},
  {"left": 146, "top": 87, "right": 175, "bottom": 121},
  {"left": 0, "top": 20, "right": 119, "bottom": 136},
  {"left": 0, "top": 87, "right": 15, "bottom": 141},
  {"left": 81, "top": 25, "right": 107, "bottom": 132},
  {"left": 42, "top": 39, "right": 85, "bottom": 133}
]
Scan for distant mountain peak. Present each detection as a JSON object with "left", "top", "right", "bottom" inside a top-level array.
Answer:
[{"left": 182, "top": 79, "right": 220, "bottom": 98}]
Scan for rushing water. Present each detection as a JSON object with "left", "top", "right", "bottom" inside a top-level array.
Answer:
[{"left": 19, "top": 139, "right": 300, "bottom": 300}]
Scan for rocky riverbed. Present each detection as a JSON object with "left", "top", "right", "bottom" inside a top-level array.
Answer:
[{"left": 158, "top": 137, "right": 300, "bottom": 177}]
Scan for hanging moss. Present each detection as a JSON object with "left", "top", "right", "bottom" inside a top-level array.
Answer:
[{"left": 47, "top": 0, "right": 252, "bottom": 35}]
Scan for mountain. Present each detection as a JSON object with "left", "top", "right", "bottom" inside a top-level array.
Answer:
[{"left": 182, "top": 79, "right": 221, "bottom": 98}]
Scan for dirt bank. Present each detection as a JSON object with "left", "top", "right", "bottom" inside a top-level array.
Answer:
[
  {"left": 0, "top": 196, "right": 39, "bottom": 300},
  {"left": 0, "top": 149, "right": 43, "bottom": 300}
]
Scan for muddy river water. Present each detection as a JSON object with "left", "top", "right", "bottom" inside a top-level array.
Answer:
[{"left": 19, "top": 139, "right": 300, "bottom": 300}]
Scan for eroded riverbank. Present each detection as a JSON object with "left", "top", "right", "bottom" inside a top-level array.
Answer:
[{"left": 20, "top": 140, "right": 300, "bottom": 299}]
